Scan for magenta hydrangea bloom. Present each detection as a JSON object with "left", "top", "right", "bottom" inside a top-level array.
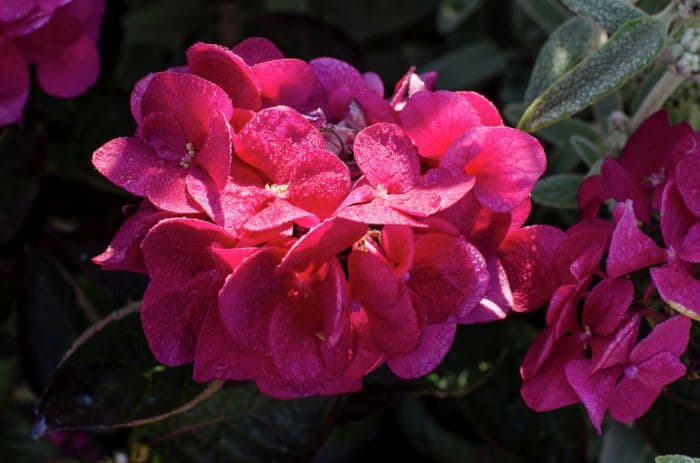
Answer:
[
  {"left": 519, "top": 111, "right": 697, "bottom": 433},
  {"left": 93, "top": 37, "right": 549, "bottom": 398},
  {"left": 0, "top": 0, "right": 104, "bottom": 126}
]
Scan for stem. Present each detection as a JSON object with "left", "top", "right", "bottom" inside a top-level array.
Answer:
[{"left": 630, "top": 70, "right": 686, "bottom": 130}]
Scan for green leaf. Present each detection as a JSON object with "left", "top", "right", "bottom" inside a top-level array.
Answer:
[
  {"left": 518, "top": 15, "right": 667, "bottom": 132},
  {"left": 515, "top": 0, "right": 571, "bottom": 32},
  {"left": 570, "top": 134, "right": 602, "bottom": 166},
  {"left": 436, "top": 0, "right": 484, "bottom": 34},
  {"left": 422, "top": 41, "right": 510, "bottom": 89},
  {"left": 599, "top": 421, "right": 653, "bottom": 463},
  {"left": 561, "top": 0, "right": 645, "bottom": 32},
  {"left": 524, "top": 16, "right": 604, "bottom": 103},
  {"left": 134, "top": 385, "right": 341, "bottom": 463},
  {"left": 33, "top": 305, "right": 217, "bottom": 436},
  {"left": 531, "top": 174, "right": 585, "bottom": 209},
  {"left": 656, "top": 456, "right": 700, "bottom": 463}
]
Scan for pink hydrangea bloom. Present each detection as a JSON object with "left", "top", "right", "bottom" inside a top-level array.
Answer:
[
  {"left": 0, "top": 0, "right": 104, "bottom": 126},
  {"left": 93, "top": 37, "right": 548, "bottom": 398},
  {"left": 519, "top": 111, "right": 698, "bottom": 432}
]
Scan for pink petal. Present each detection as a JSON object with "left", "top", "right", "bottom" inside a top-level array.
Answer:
[
  {"left": 244, "top": 199, "right": 317, "bottom": 232},
  {"left": 0, "top": 0, "right": 33, "bottom": 21},
  {"left": 399, "top": 90, "right": 482, "bottom": 160},
  {"left": 660, "top": 181, "right": 696, "bottom": 248},
  {"left": 387, "top": 322, "right": 456, "bottom": 378},
  {"left": 601, "top": 158, "right": 650, "bottom": 223},
  {"left": 521, "top": 335, "right": 580, "bottom": 411},
  {"left": 380, "top": 225, "right": 415, "bottom": 275},
  {"left": 353, "top": 123, "right": 420, "bottom": 194},
  {"left": 636, "top": 351, "right": 686, "bottom": 390},
  {"left": 589, "top": 315, "right": 640, "bottom": 373},
  {"left": 137, "top": 111, "right": 187, "bottom": 162},
  {"left": 140, "top": 71, "right": 234, "bottom": 148},
  {"left": 651, "top": 264, "right": 700, "bottom": 321},
  {"left": 195, "top": 110, "right": 232, "bottom": 189},
  {"left": 186, "top": 42, "right": 261, "bottom": 111},
  {"left": 499, "top": 225, "right": 566, "bottom": 312},
  {"left": 231, "top": 37, "right": 284, "bottom": 65},
  {"left": 675, "top": 151, "right": 700, "bottom": 218},
  {"left": 92, "top": 201, "right": 184, "bottom": 274},
  {"left": 442, "top": 126, "right": 547, "bottom": 212},
  {"left": 557, "top": 220, "right": 612, "bottom": 283},
  {"left": 36, "top": 34, "right": 99, "bottom": 98},
  {"left": 234, "top": 106, "right": 325, "bottom": 183},
  {"left": 336, "top": 198, "right": 427, "bottom": 227},
  {"left": 363, "top": 71, "right": 384, "bottom": 97},
  {"left": 386, "top": 168, "right": 475, "bottom": 217},
  {"left": 218, "top": 247, "right": 283, "bottom": 351},
  {"left": 278, "top": 217, "right": 367, "bottom": 274},
  {"left": 608, "top": 376, "right": 659, "bottom": 423},
  {"left": 287, "top": 149, "right": 351, "bottom": 219},
  {"left": 509, "top": 198, "right": 532, "bottom": 232},
  {"left": 410, "top": 232, "right": 488, "bottom": 323},
  {"left": 680, "top": 223, "right": 700, "bottom": 263},
  {"left": 565, "top": 359, "right": 620, "bottom": 433},
  {"left": 0, "top": 41, "right": 29, "bottom": 126},
  {"left": 578, "top": 175, "right": 603, "bottom": 221},
  {"left": 193, "top": 306, "right": 262, "bottom": 382},
  {"left": 186, "top": 169, "right": 272, "bottom": 237},
  {"left": 457, "top": 91, "right": 503, "bottom": 126},
  {"left": 462, "top": 256, "right": 512, "bottom": 324},
  {"left": 129, "top": 73, "right": 155, "bottom": 123},
  {"left": 437, "top": 191, "right": 511, "bottom": 252},
  {"left": 606, "top": 201, "right": 666, "bottom": 278},
  {"left": 253, "top": 58, "right": 315, "bottom": 108},
  {"left": 92, "top": 137, "right": 199, "bottom": 213},
  {"left": 582, "top": 278, "right": 634, "bottom": 335},
  {"left": 630, "top": 315, "right": 692, "bottom": 363}
]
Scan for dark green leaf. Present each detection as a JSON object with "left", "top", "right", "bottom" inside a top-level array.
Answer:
[
  {"left": 519, "top": 15, "right": 667, "bottom": 132},
  {"left": 515, "top": 0, "right": 571, "bottom": 32},
  {"left": 531, "top": 174, "right": 585, "bottom": 209},
  {"left": 525, "top": 16, "right": 604, "bottom": 103},
  {"left": 422, "top": 41, "right": 510, "bottom": 89},
  {"left": 34, "top": 305, "right": 215, "bottom": 436},
  {"left": 134, "top": 385, "right": 341, "bottom": 463},
  {"left": 561, "top": 0, "right": 645, "bottom": 32},
  {"left": 436, "top": 0, "right": 484, "bottom": 34},
  {"left": 570, "top": 134, "right": 602, "bottom": 166}
]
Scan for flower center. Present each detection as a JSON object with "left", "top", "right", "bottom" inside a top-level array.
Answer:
[
  {"left": 624, "top": 364, "right": 639, "bottom": 380},
  {"left": 180, "top": 142, "right": 196, "bottom": 168},
  {"left": 644, "top": 169, "right": 665, "bottom": 187},
  {"left": 265, "top": 183, "right": 289, "bottom": 199},
  {"left": 376, "top": 184, "right": 388, "bottom": 199}
]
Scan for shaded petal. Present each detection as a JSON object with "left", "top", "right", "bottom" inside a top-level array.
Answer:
[
  {"left": 244, "top": 199, "right": 317, "bottom": 232},
  {"left": 462, "top": 256, "right": 512, "bottom": 324},
  {"left": 353, "top": 123, "right": 420, "bottom": 194},
  {"left": 680, "top": 223, "right": 700, "bottom": 263},
  {"left": 234, "top": 106, "right": 325, "bottom": 183},
  {"left": 380, "top": 225, "right": 415, "bottom": 275},
  {"left": 36, "top": 34, "right": 99, "bottom": 98},
  {"left": 253, "top": 58, "right": 315, "bottom": 108},
  {"left": 337, "top": 199, "right": 426, "bottom": 227},
  {"left": 601, "top": 158, "right": 650, "bottom": 223},
  {"left": 499, "top": 225, "right": 566, "bottom": 312},
  {"left": 608, "top": 376, "right": 659, "bottom": 423},
  {"left": 660, "top": 181, "right": 695, "bottom": 248},
  {"left": 232, "top": 37, "right": 284, "bottom": 65},
  {"left": 565, "top": 359, "right": 620, "bottom": 433},
  {"left": 651, "top": 264, "right": 700, "bottom": 321},
  {"left": 578, "top": 174, "right": 603, "bottom": 221},
  {"left": 399, "top": 90, "right": 481, "bottom": 160},
  {"left": 630, "top": 315, "right": 692, "bottom": 362},
  {"left": 387, "top": 322, "right": 456, "bottom": 378},
  {"left": 589, "top": 315, "right": 640, "bottom": 374},
  {"left": 606, "top": 201, "right": 666, "bottom": 278},
  {"left": 141, "top": 71, "right": 234, "bottom": 148},
  {"left": 137, "top": 111, "right": 187, "bottom": 161},
  {"left": 582, "top": 278, "right": 634, "bottom": 336},
  {"left": 129, "top": 73, "right": 155, "bottom": 123},
  {"left": 0, "top": 41, "right": 29, "bottom": 126},
  {"left": 195, "top": 111, "right": 232, "bottom": 189},
  {"left": 521, "top": 335, "right": 580, "bottom": 411},
  {"left": 442, "top": 126, "right": 546, "bottom": 212},
  {"left": 92, "top": 137, "right": 199, "bottom": 213},
  {"left": 186, "top": 42, "right": 261, "bottom": 110},
  {"left": 410, "top": 232, "right": 488, "bottom": 323},
  {"left": 437, "top": 191, "right": 511, "bottom": 252},
  {"left": 676, "top": 150, "right": 700, "bottom": 217},
  {"left": 636, "top": 351, "right": 686, "bottom": 389},
  {"left": 287, "top": 149, "right": 351, "bottom": 219}
]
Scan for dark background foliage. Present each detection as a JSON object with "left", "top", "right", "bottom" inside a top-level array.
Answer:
[{"left": 1, "top": 0, "right": 699, "bottom": 462}]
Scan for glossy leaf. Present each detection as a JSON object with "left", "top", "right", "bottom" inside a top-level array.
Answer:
[
  {"left": 33, "top": 305, "right": 217, "bottom": 436},
  {"left": 518, "top": 15, "right": 666, "bottom": 132},
  {"left": 134, "top": 385, "right": 341, "bottom": 463},
  {"left": 561, "top": 0, "right": 645, "bottom": 32},
  {"left": 525, "top": 16, "right": 604, "bottom": 103},
  {"left": 531, "top": 174, "right": 584, "bottom": 209}
]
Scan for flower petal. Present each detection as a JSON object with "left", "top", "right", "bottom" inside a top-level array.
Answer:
[
  {"left": 387, "top": 322, "right": 456, "bottom": 378},
  {"left": 232, "top": 37, "right": 284, "bottom": 65},
  {"left": 582, "top": 278, "right": 634, "bottom": 336},
  {"left": 676, "top": 150, "right": 700, "bottom": 218},
  {"left": 0, "top": 41, "right": 29, "bottom": 126},
  {"left": 253, "top": 58, "right": 315, "bottom": 108},
  {"left": 36, "top": 34, "right": 99, "bottom": 98},
  {"left": 287, "top": 149, "right": 351, "bottom": 219},
  {"left": 630, "top": 315, "right": 692, "bottom": 363}
]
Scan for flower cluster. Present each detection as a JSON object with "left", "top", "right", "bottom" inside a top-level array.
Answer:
[
  {"left": 522, "top": 111, "right": 699, "bottom": 432},
  {"left": 92, "top": 37, "right": 548, "bottom": 398},
  {"left": 0, "top": 0, "right": 104, "bottom": 126}
]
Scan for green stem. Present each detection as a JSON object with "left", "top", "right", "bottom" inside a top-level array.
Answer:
[{"left": 630, "top": 69, "right": 686, "bottom": 130}]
